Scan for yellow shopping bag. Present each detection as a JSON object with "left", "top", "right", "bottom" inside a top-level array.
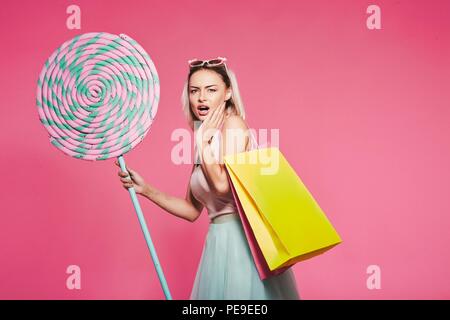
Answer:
[{"left": 224, "top": 147, "right": 342, "bottom": 271}]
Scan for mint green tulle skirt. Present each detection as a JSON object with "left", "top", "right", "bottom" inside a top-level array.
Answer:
[{"left": 190, "top": 213, "right": 300, "bottom": 300}]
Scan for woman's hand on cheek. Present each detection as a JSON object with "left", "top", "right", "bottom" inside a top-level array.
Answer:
[{"left": 196, "top": 101, "right": 226, "bottom": 148}]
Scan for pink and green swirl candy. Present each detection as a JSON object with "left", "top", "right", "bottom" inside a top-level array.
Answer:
[{"left": 36, "top": 32, "right": 159, "bottom": 161}]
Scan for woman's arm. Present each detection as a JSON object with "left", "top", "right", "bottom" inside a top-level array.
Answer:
[
  {"left": 200, "top": 115, "right": 249, "bottom": 195},
  {"left": 142, "top": 167, "right": 203, "bottom": 222},
  {"left": 116, "top": 161, "right": 201, "bottom": 222}
]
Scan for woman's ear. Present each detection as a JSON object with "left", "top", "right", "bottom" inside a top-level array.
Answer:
[{"left": 225, "top": 89, "right": 232, "bottom": 101}]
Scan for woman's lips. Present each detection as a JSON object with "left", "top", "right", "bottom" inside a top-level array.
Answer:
[{"left": 197, "top": 106, "right": 210, "bottom": 116}]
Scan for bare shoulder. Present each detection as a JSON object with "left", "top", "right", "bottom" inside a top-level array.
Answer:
[
  {"left": 222, "top": 114, "right": 248, "bottom": 131},
  {"left": 220, "top": 114, "right": 250, "bottom": 156}
]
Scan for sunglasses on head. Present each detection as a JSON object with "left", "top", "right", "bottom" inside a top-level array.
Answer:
[{"left": 188, "top": 57, "right": 228, "bottom": 69}]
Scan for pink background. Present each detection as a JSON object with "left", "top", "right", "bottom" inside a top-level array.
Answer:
[{"left": 0, "top": 0, "right": 449, "bottom": 299}]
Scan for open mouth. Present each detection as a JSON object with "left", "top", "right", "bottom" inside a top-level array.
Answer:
[{"left": 197, "top": 105, "right": 210, "bottom": 116}]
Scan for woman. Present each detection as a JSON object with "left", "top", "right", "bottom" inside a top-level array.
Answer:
[{"left": 115, "top": 57, "right": 300, "bottom": 300}]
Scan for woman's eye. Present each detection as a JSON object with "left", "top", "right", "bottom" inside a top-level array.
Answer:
[{"left": 190, "top": 89, "right": 216, "bottom": 93}]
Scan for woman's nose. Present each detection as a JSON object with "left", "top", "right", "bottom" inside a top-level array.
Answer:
[{"left": 198, "top": 92, "right": 206, "bottom": 100}]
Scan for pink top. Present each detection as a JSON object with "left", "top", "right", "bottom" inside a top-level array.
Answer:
[
  {"left": 190, "top": 163, "right": 237, "bottom": 221},
  {"left": 189, "top": 124, "right": 257, "bottom": 222}
]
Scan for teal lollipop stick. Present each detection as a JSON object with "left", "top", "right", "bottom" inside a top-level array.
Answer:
[{"left": 118, "top": 155, "right": 172, "bottom": 300}]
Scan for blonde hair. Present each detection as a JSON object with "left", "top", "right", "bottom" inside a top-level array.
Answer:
[{"left": 181, "top": 66, "right": 246, "bottom": 131}]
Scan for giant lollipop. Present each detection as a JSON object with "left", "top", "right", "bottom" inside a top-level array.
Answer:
[{"left": 36, "top": 32, "right": 171, "bottom": 299}]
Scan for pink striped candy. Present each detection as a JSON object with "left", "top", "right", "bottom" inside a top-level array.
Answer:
[{"left": 36, "top": 32, "right": 159, "bottom": 161}]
